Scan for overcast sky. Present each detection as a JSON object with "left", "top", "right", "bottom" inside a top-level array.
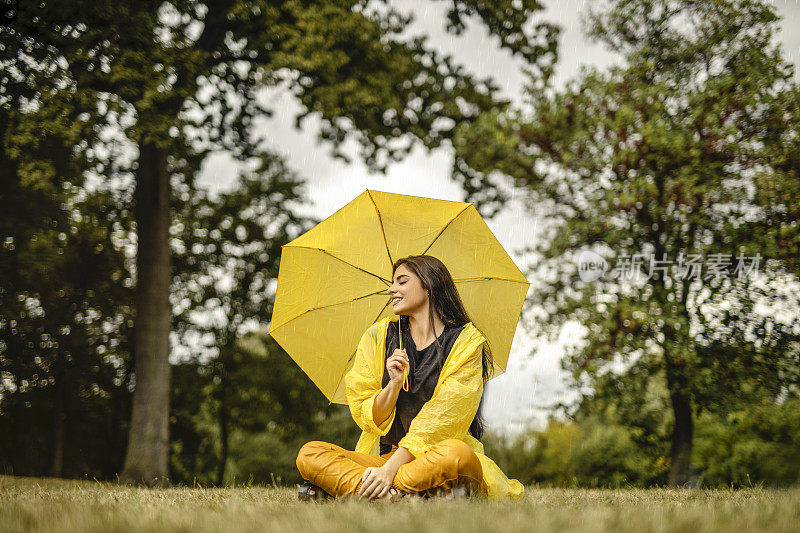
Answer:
[{"left": 197, "top": 0, "right": 800, "bottom": 436}]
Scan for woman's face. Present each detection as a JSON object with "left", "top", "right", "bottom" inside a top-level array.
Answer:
[{"left": 388, "top": 263, "right": 428, "bottom": 315}]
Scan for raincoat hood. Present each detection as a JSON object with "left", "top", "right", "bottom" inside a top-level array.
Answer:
[{"left": 345, "top": 315, "right": 525, "bottom": 500}]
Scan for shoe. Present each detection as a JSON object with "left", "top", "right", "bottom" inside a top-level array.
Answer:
[{"left": 298, "top": 481, "right": 333, "bottom": 501}]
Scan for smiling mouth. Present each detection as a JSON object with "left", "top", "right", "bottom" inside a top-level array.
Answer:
[{"left": 392, "top": 297, "right": 403, "bottom": 305}]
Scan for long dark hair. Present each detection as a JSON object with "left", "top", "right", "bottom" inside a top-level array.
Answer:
[{"left": 391, "top": 254, "right": 494, "bottom": 439}]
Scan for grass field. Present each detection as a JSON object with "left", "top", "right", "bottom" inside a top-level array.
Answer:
[{"left": 2, "top": 475, "right": 799, "bottom": 532}]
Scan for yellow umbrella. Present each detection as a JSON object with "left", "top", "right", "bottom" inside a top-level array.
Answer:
[{"left": 268, "top": 190, "right": 529, "bottom": 404}]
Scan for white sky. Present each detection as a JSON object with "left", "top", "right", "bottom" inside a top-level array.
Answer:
[{"left": 196, "top": 0, "right": 800, "bottom": 436}]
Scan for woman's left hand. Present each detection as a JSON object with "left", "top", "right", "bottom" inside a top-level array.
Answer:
[{"left": 358, "top": 465, "right": 398, "bottom": 500}]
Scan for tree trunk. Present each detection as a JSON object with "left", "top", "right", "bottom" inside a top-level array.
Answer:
[
  {"left": 667, "top": 388, "right": 693, "bottom": 486},
  {"left": 121, "top": 142, "right": 172, "bottom": 485}
]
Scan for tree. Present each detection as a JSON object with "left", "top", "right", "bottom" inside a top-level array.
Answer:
[
  {"left": 453, "top": 0, "right": 800, "bottom": 485},
  {"left": 168, "top": 330, "right": 361, "bottom": 486},
  {"left": 2, "top": 0, "right": 559, "bottom": 483},
  {"left": 170, "top": 151, "right": 314, "bottom": 483},
  {"left": 0, "top": 65, "right": 135, "bottom": 478},
  {"left": 0, "top": 182, "right": 134, "bottom": 479}
]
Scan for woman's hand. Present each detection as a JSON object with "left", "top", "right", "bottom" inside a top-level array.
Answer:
[
  {"left": 386, "top": 348, "right": 409, "bottom": 384},
  {"left": 371, "top": 351, "right": 408, "bottom": 427},
  {"left": 358, "top": 464, "right": 399, "bottom": 500}
]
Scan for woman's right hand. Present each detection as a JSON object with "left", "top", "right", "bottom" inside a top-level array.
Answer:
[{"left": 386, "top": 348, "right": 409, "bottom": 385}]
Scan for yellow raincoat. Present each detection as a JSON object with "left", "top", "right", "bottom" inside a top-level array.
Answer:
[{"left": 345, "top": 315, "right": 525, "bottom": 500}]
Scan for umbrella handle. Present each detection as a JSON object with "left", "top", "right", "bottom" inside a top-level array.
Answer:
[{"left": 400, "top": 318, "right": 408, "bottom": 391}]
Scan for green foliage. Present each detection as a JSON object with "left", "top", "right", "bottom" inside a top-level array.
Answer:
[
  {"left": 168, "top": 362, "right": 220, "bottom": 486},
  {"left": 2, "top": 0, "right": 559, "bottom": 213},
  {"left": 694, "top": 397, "right": 800, "bottom": 487},
  {"left": 168, "top": 331, "right": 360, "bottom": 487},
  {"left": 484, "top": 421, "right": 580, "bottom": 486},
  {"left": 168, "top": 152, "right": 320, "bottom": 483},
  {"left": 0, "top": 113, "right": 134, "bottom": 477},
  {"left": 226, "top": 406, "right": 358, "bottom": 487},
  {"left": 6, "top": 0, "right": 799, "bottom": 490},
  {"left": 485, "top": 393, "right": 800, "bottom": 488},
  {"left": 486, "top": 415, "right": 663, "bottom": 489},
  {"left": 2, "top": 0, "right": 561, "bottom": 481},
  {"left": 569, "top": 419, "right": 654, "bottom": 487},
  {"left": 454, "top": 0, "right": 800, "bottom": 484},
  {"left": 574, "top": 366, "right": 673, "bottom": 466}
]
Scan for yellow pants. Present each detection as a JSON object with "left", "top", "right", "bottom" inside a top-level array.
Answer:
[{"left": 295, "top": 439, "right": 487, "bottom": 498}]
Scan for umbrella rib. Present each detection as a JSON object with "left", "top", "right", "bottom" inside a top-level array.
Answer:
[
  {"left": 454, "top": 276, "right": 530, "bottom": 284},
  {"left": 367, "top": 190, "right": 394, "bottom": 269},
  {"left": 284, "top": 244, "right": 391, "bottom": 284},
  {"left": 328, "top": 348, "right": 357, "bottom": 407},
  {"left": 328, "top": 299, "right": 392, "bottom": 406},
  {"left": 270, "top": 288, "right": 392, "bottom": 332},
  {"left": 421, "top": 204, "right": 472, "bottom": 255},
  {"left": 419, "top": 206, "right": 530, "bottom": 284}
]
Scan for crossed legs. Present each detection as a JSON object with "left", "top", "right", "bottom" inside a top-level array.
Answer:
[{"left": 296, "top": 439, "right": 487, "bottom": 498}]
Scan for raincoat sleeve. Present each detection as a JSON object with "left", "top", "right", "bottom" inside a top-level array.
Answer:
[
  {"left": 397, "top": 336, "right": 484, "bottom": 458},
  {"left": 345, "top": 325, "right": 396, "bottom": 436}
]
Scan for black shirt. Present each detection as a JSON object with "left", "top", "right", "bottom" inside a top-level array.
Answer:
[{"left": 379, "top": 321, "right": 465, "bottom": 455}]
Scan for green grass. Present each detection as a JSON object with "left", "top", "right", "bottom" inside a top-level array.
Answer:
[{"left": 2, "top": 475, "right": 799, "bottom": 532}]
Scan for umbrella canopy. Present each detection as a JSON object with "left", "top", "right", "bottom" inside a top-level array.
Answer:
[{"left": 268, "top": 190, "right": 530, "bottom": 404}]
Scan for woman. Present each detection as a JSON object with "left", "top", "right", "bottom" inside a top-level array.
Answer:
[{"left": 295, "top": 255, "right": 524, "bottom": 500}]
